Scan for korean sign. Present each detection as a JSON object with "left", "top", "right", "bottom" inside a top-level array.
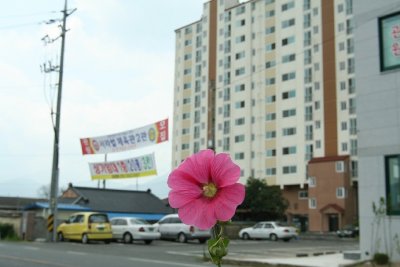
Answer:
[
  {"left": 80, "top": 119, "right": 168, "bottom": 155},
  {"left": 89, "top": 153, "right": 157, "bottom": 180},
  {"left": 379, "top": 11, "right": 400, "bottom": 71}
]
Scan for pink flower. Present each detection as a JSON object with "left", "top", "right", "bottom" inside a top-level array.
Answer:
[{"left": 168, "top": 149, "right": 245, "bottom": 230}]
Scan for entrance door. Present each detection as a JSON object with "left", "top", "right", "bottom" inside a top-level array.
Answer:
[{"left": 328, "top": 214, "right": 339, "bottom": 232}]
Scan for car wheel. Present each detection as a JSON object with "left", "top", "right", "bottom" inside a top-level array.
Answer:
[
  {"left": 57, "top": 232, "right": 64, "bottom": 242},
  {"left": 242, "top": 233, "right": 250, "bottom": 240},
  {"left": 270, "top": 233, "right": 278, "bottom": 241},
  {"left": 82, "top": 234, "right": 89, "bottom": 244},
  {"left": 123, "top": 233, "right": 133, "bottom": 244},
  {"left": 144, "top": 240, "right": 153, "bottom": 245},
  {"left": 178, "top": 233, "right": 187, "bottom": 243}
]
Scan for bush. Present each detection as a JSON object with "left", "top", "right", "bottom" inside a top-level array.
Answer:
[
  {"left": 0, "top": 223, "right": 18, "bottom": 240},
  {"left": 373, "top": 253, "right": 389, "bottom": 265}
]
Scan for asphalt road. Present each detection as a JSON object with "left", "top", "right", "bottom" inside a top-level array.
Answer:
[{"left": 0, "top": 238, "right": 359, "bottom": 267}]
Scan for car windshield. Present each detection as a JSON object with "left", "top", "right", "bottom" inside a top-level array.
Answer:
[{"left": 130, "top": 218, "right": 149, "bottom": 225}]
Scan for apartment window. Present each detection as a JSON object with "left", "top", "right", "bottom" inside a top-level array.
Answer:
[
  {"left": 182, "top": 113, "right": 190, "bottom": 120},
  {"left": 223, "top": 137, "right": 230, "bottom": 151},
  {"left": 350, "top": 118, "right": 357, "bottom": 135},
  {"left": 282, "top": 90, "right": 296, "bottom": 99},
  {"left": 303, "top": 0, "right": 310, "bottom": 10},
  {"left": 235, "top": 67, "right": 245, "bottom": 76},
  {"left": 283, "top": 127, "right": 296, "bottom": 136},
  {"left": 235, "top": 51, "right": 245, "bottom": 60},
  {"left": 266, "top": 113, "right": 276, "bottom": 121},
  {"left": 266, "top": 78, "right": 276, "bottom": 85},
  {"left": 184, "top": 39, "right": 192, "bottom": 46},
  {"left": 266, "top": 60, "right": 276, "bottom": 69},
  {"left": 182, "top": 128, "right": 190, "bottom": 135},
  {"left": 266, "top": 131, "right": 276, "bottom": 139},
  {"left": 348, "top": 58, "right": 355, "bottom": 74},
  {"left": 193, "top": 142, "right": 199, "bottom": 153},
  {"left": 235, "top": 152, "right": 245, "bottom": 160},
  {"left": 266, "top": 149, "right": 276, "bottom": 157},
  {"left": 336, "top": 187, "right": 346, "bottom": 199},
  {"left": 342, "top": 142, "right": 348, "bottom": 152},
  {"left": 304, "top": 31, "right": 311, "bottom": 46},
  {"left": 182, "top": 143, "right": 189, "bottom": 150},
  {"left": 338, "top": 3, "right": 344, "bottom": 13},
  {"left": 236, "top": 5, "right": 245, "bottom": 15},
  {"left": 235, "top": 84, "right": 245, "bottom": 92},
  {"left": 282, "top": 146, "right": 296, "bottom": 155},
  {"left": 304, "top": 50, "right": 312, "bottom": 65},
  {"left": 266, "top": 43, "right": 276, "bottom": 51},
  {"left": 283, "top": 165, "right": 297, "bottom": 174},
  {"left": 236, "top": 19, "right": 246, "bottom": 27},
  {"left": 304, "top": 13, "right": 311, "bottom": 28},
  {"left": 282, "top": 108, "right": 296, "bottom": 118},
  {"left": 304, "top": 68, "right": 312, "bottom": 83},
  {"left": 305, "top": 106, "right": 313, "bottom": 121},
  {"left": 350, "top": 139, "right": 358, "bottom": 156},
  {"left": 348, "top": 78, "right": 356, "bottom": 94},
  {"left": 265, "top": 26, "right": 275, "bottom": 35},
  {"left": 305, "top": 87, "right": 312, "bottom": 102},
  {"left": 236, "top": 35, "right": 246, "bottom": 43},
  {"left": 298, "top": 191, "right": 308, "bottom": 199},
  {"left": 185, "top": 27, "right": 192, "bottom": 34},
  {"left": 282, "top": 36, "right": 295, "bottom": 46},
  {"left": 309, "top": 198, "right": 317, "bottom": 209},
  {"left": 235, "top": 101, "right": 245, "bottom": 108},
  {"left": 266, "top": 95, "right": 276, "bottom": 103},
  {"left": 235, "top": 118, "right": 245, "bottom": 125},
  {"left": 265, "top": 9, "right": 275, "bottom": 18},
  {"left": 341, "top": 122, "right": 348, "bottom": 131},
  {"left": 223, "top": 121, "right": 230, "bottom": 134},
  {"left": 336, "top": 161, "right": 345, "bottom": 172},
  {"left": 341, "top": 101, "right": 347, "bottom": 110},
  {"left": 385, "top": 155, "right": 400, "bottom": 215},
  {"left": 308, "top": 176, "right": 316, "bottom": 187},
  {"left": 234, "top": 135, "right": 245, "bottom": 143},
  {"left": 282, "top": 54, "right": 296, "bottom": 63},
  {"left": 182, "top": 98, "right": 190, "bottom": 105},
  {"left": 282, "top": 1, "right": 295, "bottom": 11},
  {"left": 266, "top": 168, "right": 276, "bottom": 176},
  {"left": 349, "top": 98, "right": 356, "bottom": 114},
  {"left": 183, "top": 83, "right": 191, "bottom": 89},
  {"left": 345, "top": 0, "right": 353, "bottom": 15},
  {"left": 347, "top": 38, "right": 354, "bottom": 54},
  {"left": 282, "top": 72, "right": 296, "bottom": 81},
  {"left": 316, "top": 140, "right": 321, "bottom": 149},
  {"left": 282, "top": 18, "right": 295, "bottom": 28}
]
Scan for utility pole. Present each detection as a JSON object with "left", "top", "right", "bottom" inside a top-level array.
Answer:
[{"left": 47, "top": 0, "right": 76, "bottom": 242}]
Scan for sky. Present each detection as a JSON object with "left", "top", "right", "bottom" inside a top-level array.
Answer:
[{"left": 0, "top": 0, "right": 206, "bottom": 199}]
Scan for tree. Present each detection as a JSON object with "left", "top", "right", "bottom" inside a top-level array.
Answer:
[{"left": 239, "top": 177, "right": 289, "bottom": 221}]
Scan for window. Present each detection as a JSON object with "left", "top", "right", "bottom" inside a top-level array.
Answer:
[
  {"left": 266, "top": 113, "right": 276, "bottom": 121},
  {"left": 265, "top": 26, "right": 275, "bottom": 34},
  {"left": 283, "top": 127, "right": 296, "bottom": 136},
  {"left": 235, "top": 51, "right": 245, "bottom": 60},
  {"left": 266, "top": 95, "right": 276, "bottom": 103},
  {"left": 266, "top": 60, "right": 276, "bottom": 68},
  {"left": 282, "top": 108, "right": 296, "bottom": 117},
  {"left": 236, "top": 35, "right": 246, "bottom": 43},
  {"left": 336, "top": 187, "right": 346, "bottom": 198},
  {"left": 235, "top": 118, "right": 245, "bottom": 125},
  {"left": 282, "top": 146, "right": 296, "bottom": 155},
  {"left": 282, "top": 1, "right": 295, "bottom": 11},
  {"left": 308, "top": 176, "right": 316, "bottom": 187},
  {"left": 283, "top": 165, "right": 297, "bottom": 174},
  {"left": 235, "top": 67, "right": 245, "bottom": 76},
  {"left": 182, "top": 143, "right": 189, "bottom": 150},
  {"left": 298, "top": 191, "right": 308, "bottom": 199},
  {"left": 336, "top": 161, "right": 345, "bottom": 172},
  {"left": 266, "top": 43, "right": 276, "bottom": 51},
  {"left": 282, "top": 18, "right": 295, "bottom": 28},
  {"left": 282, "top": 36, "right": 295, "bottom": 46},
  {"left": 235, "top": 84, "right": 245, "bottom": 92},
  {"left": 266, "top": 149, "right": 276, "bottom": 157},
  {"left": 282, "top": 72, "right": 296, "bottom": 81},
  {"left": 235, "top": 152, "right": 245, "bottom": 160},
  {"left": 309, "top": 198, "right": 317, "bottom": 209},
  {"left": 266, "top": 131, "right": 276, "bottom": 139},
  {"left": 235, "top": 101, "right": 245, "bottom": 108},
  {"left": 282, "top": 54, "right": 296, "bottom": 63},
  {"left": 282, "top": 90, "right": 296, "bottom": 99},
  {"left": 266, "top": 168, "right": 276, "bottom": 176},
  {"left": 234, "top": 135, "right": 245, "bottom": 143}
]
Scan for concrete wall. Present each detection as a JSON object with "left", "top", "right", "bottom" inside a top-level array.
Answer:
[{"left": 355, "top": 0, "right": 400, "bottom": 261}]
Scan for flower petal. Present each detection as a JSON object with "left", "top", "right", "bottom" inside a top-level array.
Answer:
[
  {"left": 168, "top": 189, "right": 202, "bottom": 208},
  {"left": 178, "top": 149, "right": 215, "bottom": 184},
  {"left": 178, "top": 198, "right": 216, "bottom": 230},
  {"left": 213, "top": 183, "right": 245, "bottom": 221},
  {"left": 211, "top": 153, "right": 241, "bottom": 188}
]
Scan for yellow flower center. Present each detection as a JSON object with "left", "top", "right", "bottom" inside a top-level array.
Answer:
[{"left": 202, "top": 183, "right": 218, "bottom": 198}]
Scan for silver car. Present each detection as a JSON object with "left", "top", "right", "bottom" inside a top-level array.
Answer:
[
  {"left": 239, "top": 221, "right": 298, "bottom": 242},
  {"left": 154, "top": 214, "right": 211, "bottom": 243},
  {"left": 110, "top": 217, "right": 160, "bottom": 244}
]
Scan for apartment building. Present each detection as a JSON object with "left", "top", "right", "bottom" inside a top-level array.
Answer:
[
  {"left": 355, "top": 0, "right": 400, "bottom": 261},
  {"left": 172, "top": 0, "right": 357, "bottom": 232}
]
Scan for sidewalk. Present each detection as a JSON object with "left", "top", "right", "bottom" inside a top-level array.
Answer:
[{"left": 222, "top": 252, "right": 363, "bottom": 267}]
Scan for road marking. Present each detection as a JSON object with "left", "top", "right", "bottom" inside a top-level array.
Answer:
[
  {"left": 67, "top": 250, "right": 87, "bottom": 256},
  {"left": 128, "top": 256, "right": 209, "bottom": 266},
  {"left": 0, "top": 254, "right": 74, "bottom": 267}
]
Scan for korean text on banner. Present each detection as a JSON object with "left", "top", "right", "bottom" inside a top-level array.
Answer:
[
  {"left": 80, "top": 119, "right": 168, "bottom": 155},
  {"left": 89, "top": 153, "right": 157, "bottom": 180}
]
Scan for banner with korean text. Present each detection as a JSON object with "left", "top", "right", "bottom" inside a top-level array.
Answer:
[
  {"left": 80, "top": 119, "right": 168, "bottom": 155},
  {"left": 89, "top": 153, "right": 157, "bottom": 180}
]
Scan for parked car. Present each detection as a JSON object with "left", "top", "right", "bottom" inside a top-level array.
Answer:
[
  {"left": 153, "top": 214, "right": 211, "bottom": 243},
  {"left": 238, "top": 221, "right": 298, "bottom": 242},
  {"left": 336, "top": 225, "right": 359, "bottom": 238},
  {"left": 57, "top": 212, "right": 113, "bottom": 244},
  {"left": 110, "top": 217, "right": 160, "bottom": 244}
]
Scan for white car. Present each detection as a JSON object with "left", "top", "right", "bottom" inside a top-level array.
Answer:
[
  {"left": 238, "top": 221, "right": 298, "bottom": 242},
  {"left": 110, "top": 217, "right": 160, "bottom": 244},
  {"left": 154, "top": 214, "right": 211, "bottom": 243}
]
